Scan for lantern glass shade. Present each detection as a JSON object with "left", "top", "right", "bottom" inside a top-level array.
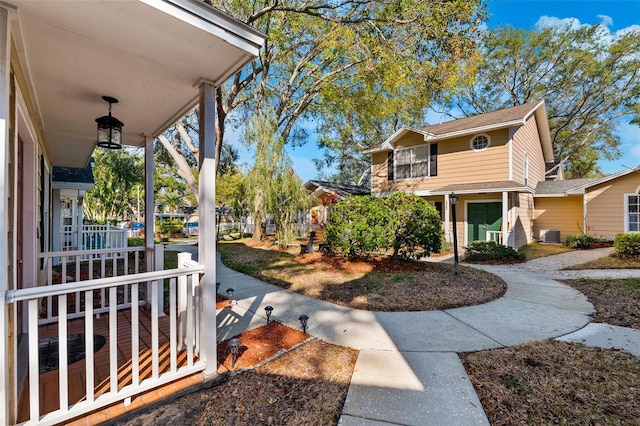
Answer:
[
  {"left": 96, "top": 96, "right": 124, "bottom": 149},
  {"left": 96, "top": 115, "right": 123, "bottom": 149}
]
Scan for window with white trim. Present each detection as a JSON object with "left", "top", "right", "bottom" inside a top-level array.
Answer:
[
  {"left": 627, "top": 192, "right": 640, "bottom": 232},
  {"left": 470, "top": 134, "right": 490, "bottom": 151},
  {"left": 392, "top": 144, "right": 437, "bottom": 179}
]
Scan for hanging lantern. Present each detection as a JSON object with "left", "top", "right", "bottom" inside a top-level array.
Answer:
[{"left": 95, "top": 96, "right": 124, "bottom": 149}]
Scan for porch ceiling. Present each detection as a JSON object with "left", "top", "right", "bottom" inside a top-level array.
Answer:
[{"left": 8, "top": 0, "right": 264, "bottom": 168}]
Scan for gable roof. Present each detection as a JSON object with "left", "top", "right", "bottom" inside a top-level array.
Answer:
[
  {"left": 363, "top": 101, "right": 553, "bottom": 161},
  {"left": 534, "top": 179, "right": 599, "bottom": 196},
  {"left": 535, "top": 165, "right": 640, "bottom": 196},
  {"left": 305, "top": 180, "right": 370, "bottom": 200}
]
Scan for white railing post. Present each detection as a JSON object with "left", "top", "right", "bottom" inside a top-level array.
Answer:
[
  {"left": 154, "top": 245, "right": 165, "bottom": 316},
  {"left": 177, "top": 252, "right": 191, "bottom": 349}
]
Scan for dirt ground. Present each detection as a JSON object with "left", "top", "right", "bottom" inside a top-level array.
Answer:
[
  {"left": 218, "top": 241, "right": 507, "bottom": 311},
  {"left": 114, "top": 322, "right": 357, "bottom": 426}
]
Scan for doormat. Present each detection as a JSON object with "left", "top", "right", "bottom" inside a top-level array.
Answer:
[{"left": 38, "top": 334, "right": 107, "bottom": 374}]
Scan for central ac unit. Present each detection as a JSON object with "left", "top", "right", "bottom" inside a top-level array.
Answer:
[{"left": 540, "top": 229, "right": 561, "bottom": 244}]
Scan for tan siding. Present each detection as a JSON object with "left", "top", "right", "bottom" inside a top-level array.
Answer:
[
  {"left": 511, "top": 115, "right": 546, "bottom": 186},
  {"left": 371, "top": 152, "right": 388, "bottom": 191},
  {"left": 371, "top": 129, "right": 512, "bottom": 193},
  {"left": 533, "top": 196, "right": 583, "bottom": 241},
  {"left": 512, "top": 193, "right": 534, "bottom": 248},
  {"left": 586, "top": 173, "right": 640, "bottom": 238}
]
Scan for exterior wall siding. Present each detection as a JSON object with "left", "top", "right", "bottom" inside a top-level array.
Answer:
[
  {"left": 533, "top": 196, "right": 583, "bottom": 241},
  {"left": 372, "top": 128, "right": 511, "bottom": 194},
  {"left": 511, "top": 115, "right": 546, "bottom": 186},
  {"left": 586, "top": 173, "right": 640, "bottom": 238},
  {"left": 512, "top": 192, "right": 534, "bottom": 248}
]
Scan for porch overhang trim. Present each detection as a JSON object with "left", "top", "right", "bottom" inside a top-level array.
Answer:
[
  {"left": 51, "top": 182, "right": 94, "bottom": 191},
  {"left": 429, "top": 186, "right": 534, "bottom": 196}
]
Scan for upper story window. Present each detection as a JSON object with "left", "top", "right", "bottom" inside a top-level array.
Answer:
[
  {"left": 470, "top": 134, "right": 490, "bottom": 151},
  {"left": 389, "top": 144, "right": 437, "bottom": 180}
]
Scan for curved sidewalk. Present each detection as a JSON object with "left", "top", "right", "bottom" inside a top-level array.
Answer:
[{"left": 211, "top": 246, "right": 640, "bottom": 426}]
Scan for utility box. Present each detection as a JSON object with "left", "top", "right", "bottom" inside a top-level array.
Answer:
[{"left": 540, "top": 229, "right": 561, "bottom": 244}]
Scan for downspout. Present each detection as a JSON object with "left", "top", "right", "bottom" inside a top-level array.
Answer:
[{"left": 583, "top": 192, "right": 588, "bottom": 235}]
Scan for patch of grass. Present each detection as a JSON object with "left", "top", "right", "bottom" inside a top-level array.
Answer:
[
  {"left": 519, "top": 242, "right": 573, "bottom": 260},
  {"left": 392, "top": 273, "right": 412, "bottom": 283},
  {"left": 462, "top": 341, "right": 640, "bottom": 426},
  {"left": 561, "top": 277, "right": 640, "bottom": 329}
]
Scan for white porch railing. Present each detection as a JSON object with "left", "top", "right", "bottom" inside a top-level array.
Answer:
[
  {"left": 7, "top": 252, "right": 205, "bottom": 426},
  {"left": 486, "top": 230, "right": 503, "bottom": 244},
  {"left": 61, "top": 224, "right": 128, "bottom": 253},
  {"left": 38, "top": 247, "right": 147, "bottom": 325}
]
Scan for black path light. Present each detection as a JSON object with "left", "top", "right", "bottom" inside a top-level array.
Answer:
[
  {"left": 95, "top": 96, "right": 124, "bottom": 149},
  {"left": 264, "top": 306, "right": 274, "bottom": 324},
  {"left": 226, "top": 288, "right": 234, "bottom": 305},
  {"left": 216, "top": 282, "right": 220, "bottom": 293},
  {"left": 229, "top": 338, "right": 241, "bottom": 368},
  {"left": 450, "top": 192, "right": 460, "bottom": 275},
  {"left": 298, "top": 314, "right": 309, "bottom": 333}
]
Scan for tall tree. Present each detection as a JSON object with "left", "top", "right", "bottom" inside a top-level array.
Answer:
[
  {"left": 84, "top": 149, "right": 144, "bottom": 223},
  {"left": 443, "top": 23, "right": 640, "bottom": 178},
  {"left": 160, "top": 0, "right": 485, "bottom": 189},
  {"left": 245, "top": 113, "right": 309, "bottom": 244}
]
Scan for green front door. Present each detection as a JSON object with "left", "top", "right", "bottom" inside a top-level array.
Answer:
[{"left": 467, "top": 202, "right": 502, "bottom": 243}]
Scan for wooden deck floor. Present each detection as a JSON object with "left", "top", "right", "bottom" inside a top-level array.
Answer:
[{"left": 17, "top": 309, "right": 203, "bottom": 425}]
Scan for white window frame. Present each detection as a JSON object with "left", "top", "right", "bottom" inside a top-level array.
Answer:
[
  {"left": 624, "top": 187, "right": 640, "bottom": 232},
  {"left": 470, "top": 133, "right": 491, "bottom": 152},
  {"left": 394, "top": 144, "right": 432, "bottom": 180}
]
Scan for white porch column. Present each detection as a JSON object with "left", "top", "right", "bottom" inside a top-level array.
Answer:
[
  {"left": 502, "top": 191, "right": 510, "bottom": 247},
  {"left": 444, "top": 194, "right": 451, "bottom": 243},
  {"left": 198, "top": 81, "right": 217, "bottom": 378},
  {"left": 0, "top": 6, "right": 12, "bottom": 424},
  {"left": 144, "top": 135, "right": 155, "bottom": 270}
]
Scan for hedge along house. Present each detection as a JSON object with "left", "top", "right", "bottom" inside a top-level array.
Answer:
[
  {"left": 0, "top": 1, "right": 265, "bottom": 425},
  {"left": 364, "top": 101, "right": 554, "bottom": 249},
  {"left": 534, "top": 166, "right": 640, "bottom": 242}
]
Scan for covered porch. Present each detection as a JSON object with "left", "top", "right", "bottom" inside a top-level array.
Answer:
[
  {"left": 429, "top": 181, "right": 536, "bottom": 249},
  {"left": 0, "top": 1, "right": 265, "bottom": 424}
]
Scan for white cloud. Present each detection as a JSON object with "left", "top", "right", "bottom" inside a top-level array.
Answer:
[
  {"left": 535, "top": 15, "right": 582, "bottom": 30},
  {"left": 597, "top": 14, "right": 614, "bottom": 27}
]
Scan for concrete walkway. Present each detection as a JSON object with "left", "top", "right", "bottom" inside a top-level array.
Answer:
[{"left": 171, "top": 244, "right": 640, "bottom": 425}]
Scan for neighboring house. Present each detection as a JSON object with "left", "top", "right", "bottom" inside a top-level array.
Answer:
[
  {"left": 304, "top": 180, "right": 370, "bottom": 229},
  {"left": 364, "top": 100, "right": 554, "bottom": 249},
  {"left": 51, "top": 162, "right": 94, "bottom": 253},
  {"left": 0, "top": 1, "right": 265, "bottom": 425},
  {"left": 534, "top": 167, "right": 640, "bottom": 241}
]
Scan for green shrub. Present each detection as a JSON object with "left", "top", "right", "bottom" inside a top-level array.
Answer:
[
  {"left": 157, "top": 223, "right": 183, "bottom": 235},
  {"left": 565, "top": 234, "right": 599, "bottom": 248},
  {"left": 614, "top": 233, "right": 640, "bottom": 255},
  {"left": 325, "top": 193, "right": 442, "bottom": 260},
  {"left": 463, "top": 241, "right": 525, "bottom": 262},
  {"left": 128, "top": 237, "right": 145, "bottom": 247}
]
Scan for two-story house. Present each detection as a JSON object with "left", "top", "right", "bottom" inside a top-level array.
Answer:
[{"left": 364, "top": 100, "right": 554, "bottom": 249}]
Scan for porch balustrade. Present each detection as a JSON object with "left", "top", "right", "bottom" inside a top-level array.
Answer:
[
  {"left": 60, "top": 224, "right": 128, "bottom": 253},
  {"left": 7, "top": 251, "right": 205, "bottom": 426}
]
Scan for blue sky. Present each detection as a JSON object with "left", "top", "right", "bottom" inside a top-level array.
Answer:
[{"left": 231, "top": 0, "right": 640, "bottom": 180}]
